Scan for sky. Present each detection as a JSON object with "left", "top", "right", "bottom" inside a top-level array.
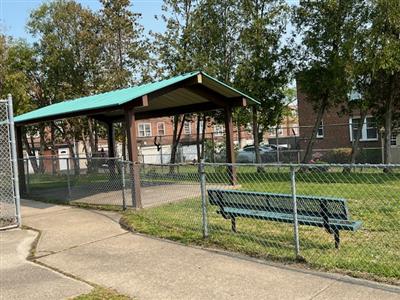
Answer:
[
  {"left": 1, "top": 0, "right": 299, "bottom": 42},
  {"left": 0, "top": 0, "right": 167, "bottom": 41}
]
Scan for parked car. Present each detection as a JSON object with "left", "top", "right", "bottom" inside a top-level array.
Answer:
[
  {"left": 237, "top": 145, "right": 271, "bottom": 163},
  {"left": 237, "top": 144, "right": 289, "bottom": 163}
]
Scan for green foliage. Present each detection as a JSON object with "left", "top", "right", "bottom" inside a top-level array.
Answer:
[
  {"left": 293, "top": 0, "right": 365, "bottom": 162},
  {"left": 28, "top": 0, "right": 102, "bottom": 99},
  {"left": 235, "top": 0, "right": 293, "bottom": 131},
  {"left": 322, "top": 148, "right": 352, "bottom": 164},
  {"left": 3, "top": 0, "right": 399, "bottom": 165},
  {"left": 0, "top": 37, "right": 35, "bottom": 115},
  {"left": 100, "top": 0, "right": 149, "bottom": 89}
]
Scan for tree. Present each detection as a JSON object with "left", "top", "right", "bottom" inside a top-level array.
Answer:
[
  {"left": 0, "top": 36, "right": 46, "bottom": 173},
  {"left": 99, "top": 0, "right": 149, "bottom": 160},
  {"left": 28, "top": 0, "right": 104, "bottom": 172},
  {"left": 153, "top": 0, "right": 199, "bottom": 166},
  {"left": 293, "top": 0, "right": 363, "bottom": 163},
  {"left": 364, "top": 0, "right": 400, "bottom": 164},
  {"left": 235, "top": 0, "right": 292, "bottom": 165},
  {"left": 100, "top": 0, "right": 148, "bottom": 89}
]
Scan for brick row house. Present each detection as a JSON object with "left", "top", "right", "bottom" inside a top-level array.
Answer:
[{"left": 297, "top": 84, "right": 400, "bottom": 163}]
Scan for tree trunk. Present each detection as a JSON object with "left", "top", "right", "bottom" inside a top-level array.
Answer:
[
  {"left": 87, "top": 118, "right": 96, "bottom": 157},
  {"left": 344, "top": 110, "right": 366, "bottom": 173},
  {"left": 196, "top": 114, "right": 201, "bottom": 162},
  {"left": 38, "top": 124, "right": 46, "bottom": 174},
  {"left": 66, "top": 138, "right": 79, "bottom": 176},
  {"left": 121, "top": 124, "right": 126, "bottom": 160},
  {"left": 383, "top": 98, "right": 393, "bottom": 165},
  {"left": 50, "top": 122, "right": 57, "bottom": 175},
  {"left": 94, "top": 120, "right": 99, "bottom": 155},
  {"left": 65, "top": 122, "right": 80, "bottom": 176},
  {"left": 350, "top": 111, "right": 366, "bottom": 164},
  {"left": 252, "top": 106, "right": 263, "bottom": 171},
  {"left": 201, "top": 114, "right": 206, "bottom": 160},
  {"left": 81, "top": 132, "right": 93, "bottom": 173},
  {"left": 86, "top": 118, "right": 98, "bottom": 172},
  {"left": 22, "top": 132, "right": 39, "bottom": 174},
  {"left": 237, "top": 115, "right": 242, "bottom": 148},
  {"left": 302, "top": 101, "right": 327, "bottom": 164},
  {"left": 170, "top": 115, "right": 185, "bottom": 173}
]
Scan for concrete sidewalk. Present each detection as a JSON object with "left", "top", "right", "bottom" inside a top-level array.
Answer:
[
  {"left": 0, "top": 229, "right": 92, "bottom": 300},
  {"left": 20, "top": 200, "right": 400, "bottom": 299}
]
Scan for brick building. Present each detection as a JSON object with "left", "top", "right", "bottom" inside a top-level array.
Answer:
[{"left": 297, "top": 82, "right": 400, "bottom": 163}]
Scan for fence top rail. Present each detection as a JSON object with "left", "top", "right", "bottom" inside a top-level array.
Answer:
[
  {"left": 202, "top": 162, "right": 400, "bottom": 168},
  {"left": 21, "top": 156, "right": 122, "bottom": 160},
  {"left": 19, "top": 157, "right": 400, "bottom": 169}
]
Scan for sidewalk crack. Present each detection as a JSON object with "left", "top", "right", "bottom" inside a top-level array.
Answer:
[{"left": 309, "top": 281, "right": 336, "bottom": 300}]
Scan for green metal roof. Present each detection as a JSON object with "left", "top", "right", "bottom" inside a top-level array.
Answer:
[{"left": 15, "top": 71, "right": 258, "bottom": 124}]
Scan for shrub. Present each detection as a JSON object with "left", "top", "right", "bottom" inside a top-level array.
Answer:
[{"left": 322, "top": 148, "right": 352, "bottom": 164}]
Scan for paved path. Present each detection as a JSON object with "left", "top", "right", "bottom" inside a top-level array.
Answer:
[
  {"left": 14, "top": 200, "right": 400, "bottom": 299},
  {"left": 0, "top": 228, "right": 91, "bottom": 300}
]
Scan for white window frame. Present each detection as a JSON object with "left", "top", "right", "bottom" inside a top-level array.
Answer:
[
  {"left": 157, "top": 122, "right": 165, "bottom": 136},
  {"left": 198, "top": 120, "right": 204, "bottom": 134},
  {"left": 213, "top": 124, "right": 225, "bottom": 137},
  {"left": 138, "top": 123, "right": 152, "bottom": 137},
  {"left": 391, "top": 132, "right": 398, "bottom": 146},
  {"left": 349, "top": 116, "right": 378, "bottom": 142},
  {"left": 316, "top": 120, "right": 324, "bottom": 138},
  {"left": 183, "top": 121, "right": 192, "bottom": 135}
]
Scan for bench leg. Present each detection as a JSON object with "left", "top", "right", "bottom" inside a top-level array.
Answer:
[
  {"left": 231, "top": 217, "right": 237, "bottom": 233},
  {"left": 333, "top": 229, "right": 340, "bottom": 249}
]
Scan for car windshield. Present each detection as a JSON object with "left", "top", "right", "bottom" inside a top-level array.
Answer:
[{"left": 244, "top": 147, "right": 254, "bottom": 152}]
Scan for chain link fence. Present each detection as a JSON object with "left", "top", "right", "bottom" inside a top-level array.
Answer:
[
  {"left": 124, "top": 162, "right": 400, "bottom": 283},
  {"left": 0, "top": 96, "right": 21, "bottom": 229},
  {"left": 22, "top": 157, "right": 400, "bottom": 282}
]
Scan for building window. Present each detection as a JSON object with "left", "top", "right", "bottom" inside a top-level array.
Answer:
[
  {"left": 138, "top": 123, "right": 151, "bottom": 137},
  {"left": 316, "top": 121, "right": 324, "bottom": 138},
  {"left": 157, "top": 122, "right": 165, "bottom": 136},
  {"left": 213, "top": 125, "right": 225, "bottom": 137},
  {"left": 184, "top": 121, "right": 192, "bottom": 134},
  {"left": 349, "top": 116, "right": 378, "bottom": 141},
  {"left": 391, "top": 133, "right": 398, "bottom": 146},
  {"left": 365, "top": 117, "right": 378, "bottom": 140},
  {"left": 268, "top": 125, "right": 283, "bottom": 136}
]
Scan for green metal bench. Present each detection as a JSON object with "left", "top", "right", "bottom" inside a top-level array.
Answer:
[{"left": 207, "top": 189, "right": 362, "bottom": 248}]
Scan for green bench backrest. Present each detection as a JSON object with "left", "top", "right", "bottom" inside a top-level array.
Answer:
[{"left": 208, "top": 189, "right": 349, "bottom": 221}]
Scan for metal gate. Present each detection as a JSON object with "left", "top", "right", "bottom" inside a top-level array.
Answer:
[{"left": 0, "top": 95, "right": 21, "bottom": 229}]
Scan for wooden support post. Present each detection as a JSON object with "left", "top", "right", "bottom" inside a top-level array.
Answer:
[
  {"left": 15, "top": 126, "right": 26, "bottom": 195},
  {"left": 224, "top": 106, "right": 237, "bottom": 185},
  {"left": 125, "top": 109, "right": 142, "bottom": 209}
]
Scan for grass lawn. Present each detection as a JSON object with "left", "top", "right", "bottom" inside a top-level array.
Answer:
[
  {"left": 73, "top": 287, "right": 132, "bottom": 300},
  {"left": 122, "top": 167, "right": 400, "bottom": 283}
]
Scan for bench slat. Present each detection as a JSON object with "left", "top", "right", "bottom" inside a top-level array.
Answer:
[
  {"left": 208, "top": 189, "right": 349, "bottom": 221},
  {"left": 221, "top": 207, "right": 362, "bottom": 231}
]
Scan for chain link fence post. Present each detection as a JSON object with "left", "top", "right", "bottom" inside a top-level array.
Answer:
[
  {"left": 7, "top": 94, "right": 21, "bottom": 227},
  {"left": 25, "top": 158, "right": 30, "bottom": 195},
  {"left": 121, "top": 159, "right": 127, "bottom": 210},
  {"left": 290, "top": 166, "right": 300, "bottom": 258},
  {"left": 199, "top": 159, "right": 208, "bottom": 238},
  {"left": 66, "top": 157, "right": 71, "bottom": 199}
]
